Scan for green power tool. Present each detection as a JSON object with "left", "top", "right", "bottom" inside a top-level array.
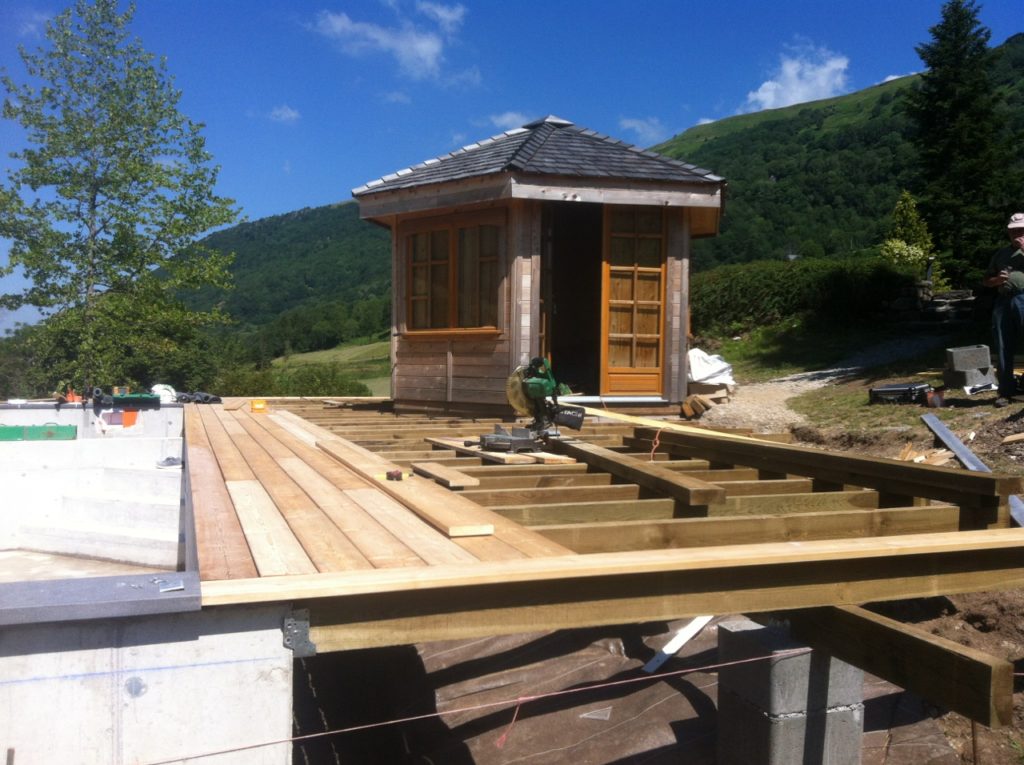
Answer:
[{"left": 474, "top": 357, "right": 585, "bottom": 453}]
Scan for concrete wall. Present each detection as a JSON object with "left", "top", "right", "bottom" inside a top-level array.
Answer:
[{"left": 0, "top": 604, "right": 294, "bottom": 764}]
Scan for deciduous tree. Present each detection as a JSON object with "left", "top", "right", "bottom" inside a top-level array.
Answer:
[{"left": 0, "top": 0, "right": 237, "bottom": 391}]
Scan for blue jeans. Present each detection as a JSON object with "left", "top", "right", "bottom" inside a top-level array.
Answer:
[{"left": 992, "top": 293, "right": 1024, "bottom": 397}]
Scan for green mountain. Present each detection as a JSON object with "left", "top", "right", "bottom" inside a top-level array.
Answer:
[
  {"left": 197, "top": 201, "right": 390, "bottom": 328},
  {"left": 194, "top": 34, "right": 1023, "bottom": 359},
  {"left": 654, "top": 32, "right": 1024, "bottom": 271}
]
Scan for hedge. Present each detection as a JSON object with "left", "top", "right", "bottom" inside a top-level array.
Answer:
[{"left": 689, "top": 256, "right": 918, "bottom": 334}]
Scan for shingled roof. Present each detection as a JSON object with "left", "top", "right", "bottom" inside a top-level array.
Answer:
[{"left": 352, "top": 115, "right": 723, "bottom": 197}]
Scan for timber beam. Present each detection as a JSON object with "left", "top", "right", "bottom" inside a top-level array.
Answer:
[
  {"left": 533, "top": 505, "right": 963, "bottom": 552},
  {"left": 201, "top": 529, "right": 1024, "bottom": 651},
  {"left": 775, "top": 605, "right": 1013, "bottom": 728},
  {"left": 633, "top": 426, "right": 1018, "bottom": 527},
  {"left": 546, "top": 438, "right": 726, "bottom": 506}
]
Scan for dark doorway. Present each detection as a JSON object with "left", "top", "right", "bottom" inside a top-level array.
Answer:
[{"left": 542, "top": 201, "right": 602, "bottom": 394}]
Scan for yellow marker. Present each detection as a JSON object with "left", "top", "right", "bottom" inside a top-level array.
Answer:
[{"left": 250, "top": 399, "right": 268, "bottom": 413}]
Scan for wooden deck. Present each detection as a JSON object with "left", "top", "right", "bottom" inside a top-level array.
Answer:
[{"left": 189, "top": 400, "right": 1024, "bottom": 673}]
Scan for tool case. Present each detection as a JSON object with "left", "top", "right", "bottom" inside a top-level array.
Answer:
[{"left": 868, "top": 382, "right": 932, "bottom": 405}]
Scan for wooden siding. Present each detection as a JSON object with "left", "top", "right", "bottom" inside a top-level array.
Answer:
[{"left": 394, "top": 337, "right": 512, "bottom": 406}]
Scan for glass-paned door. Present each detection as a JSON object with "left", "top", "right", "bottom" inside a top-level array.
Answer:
[{"left": 601, "top": 206, "right": 665, "bottom": 395}]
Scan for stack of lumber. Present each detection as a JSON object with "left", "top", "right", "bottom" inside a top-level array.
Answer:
[
  {"left": 896, "top": 442, "right": 954, "bottom": 466},
  {"left": 681, "top": 393, "right": 718, "bottom": 419}
]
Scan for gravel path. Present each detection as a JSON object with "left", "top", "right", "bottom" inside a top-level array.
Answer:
[{"left": 698, "top": 334, "right": 954, "bottom": 432}]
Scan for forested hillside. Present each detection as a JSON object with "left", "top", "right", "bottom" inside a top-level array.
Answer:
[
  {"left": 190, "top": 34, "right": 1023, "bottom": 359},
  {"left": 655, "top": 33, "right": 1024, "bottom": 271},
  {"left": 196, "top": 201, "right": 390, "bottom": 327}
]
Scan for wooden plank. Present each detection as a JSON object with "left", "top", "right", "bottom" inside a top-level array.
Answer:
[
  {"left": 714, "top": 478, "right": 814, "bottom": 496},
  {"left": 184, "top": 406, "right": 258, "bottom": 581},
  {"left": 317, "top": 438, "right": 496, "bottom": 537},
  {"left": 225, "top": 480, "right": 316, "bottom": 576},
  {"left": 197, "top": 405, "right": 254, "bottom": 481},
  {"left": 489, "top": 498, "right": 677, "bottom": 525},
  {"left": 410, "top": 461, "right": 481, "bottom": 489},
  {"left": 533, "top": 505, "right": 962, "bottom": 552},
  {"left": 458, "top": 463, "right": 591, "bottom": 477},
  {"left": 709, "top": 490, "right": 880, "bottom": 516},
  {"left": 342, "top": 488, "right": 479, "bottom": 565},
  {"left": 424, "top": 436, "right": 537, "bottom": 464},
  {"left": 471, "top": 473, "right": 611, "bottom": 490},
  {"left": 200, "top": 528, "right": 1024, "bottom": 649},
  {"left": 782, "top": 605, "right": 1013, "bottom": 728},
  {"left": 215, "top": 408, "right": 376, "bottom": 573},
  {"left": 462, "top": 483, "right": 640, "bottom": 507},
  {"left": 628, "top": 424, "right": 1018, "bottom": 526},
  {"left": 547, "top": 438, "right": 726, "bottom": 506}
]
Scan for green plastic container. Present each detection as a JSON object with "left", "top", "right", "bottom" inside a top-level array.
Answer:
[{"left": 24, "top": 423, "right": 77, "bottom": 441}]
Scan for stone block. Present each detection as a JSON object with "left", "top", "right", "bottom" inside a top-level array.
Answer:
[
  {"left": 717, "top": 688, "right": 864, "bottom": 765},
  {"left": 945, "top": 344, "right": 992, "bottom": 372},
  {"left": 717, "top": 619, "right": 864, "bottom": 765},
  {"left": 718, "top": 619, "right": 863, "bottom": 714},
  {"left": 943, "top": 367, "right": 997, "bottom": 388}
]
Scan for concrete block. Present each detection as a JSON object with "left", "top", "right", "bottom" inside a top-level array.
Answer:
[
  {"left": 946, "top": 344, "right": 992, "bottom": 372},
  {"left": 943, "top": 367, "right": 997, "bottom": 388},
  {"left": 717, "top": 619, "right": 864, "bottom": 765},
  {"left": 18, "top": 519, "right": 179, "bottom": 567},
  {"left": 718, "top": 619, "right": 863, "bottom": 713},
  {"left": 718, "top": 688, "right": 863, "bottom": 765}
]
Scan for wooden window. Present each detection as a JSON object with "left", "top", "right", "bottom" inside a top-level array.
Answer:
[{"left": 404, "top": 213, "right": 503, "bottom": 331}]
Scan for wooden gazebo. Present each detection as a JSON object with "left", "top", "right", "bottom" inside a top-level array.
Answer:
[{"left": 353, "top": 116, "right": 725, "bottom": 415}]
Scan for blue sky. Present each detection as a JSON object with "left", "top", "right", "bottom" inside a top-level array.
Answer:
[{"left": 1, "top": 0, "right": 1021, "bottom": 330}]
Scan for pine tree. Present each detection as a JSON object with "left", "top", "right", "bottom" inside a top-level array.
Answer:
[
  {"left": 0, "top": 0, "right": 238, "bottom": 391},
  {"left": 906, "top": 0, "right": 1012, "bottom": 280}
]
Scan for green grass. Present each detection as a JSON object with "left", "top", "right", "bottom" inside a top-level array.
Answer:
[{"left": 273, "top": 338, "right": 391, "bottom": 396}]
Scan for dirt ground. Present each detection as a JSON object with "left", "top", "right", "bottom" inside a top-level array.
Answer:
[{"left": 698, "top": 368, "right": 1024, "bottom": 764}]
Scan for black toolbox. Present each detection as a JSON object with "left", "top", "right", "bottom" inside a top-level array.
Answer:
[{"left": 868, "top": 382, "right": 932, "bottom": 404}]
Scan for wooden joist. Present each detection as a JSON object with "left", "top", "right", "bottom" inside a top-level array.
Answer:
[
  {"left": 547, "top": 438, "right": 726, "bottom": 507},
  {"left": 630, "top": 425, "right": 1017, "bottom": 527},
  {"left": 410, "top": 461, "right": 480, "bottom": 489},
  {"left": 533, "top": 505, "right": 963, "bottom": 552},
  {"left": 200, "top": 528, "right": 1024, "bottom": 650},
  {"left": 780, "top": 605, "right": 1013, "bottom": 728}
]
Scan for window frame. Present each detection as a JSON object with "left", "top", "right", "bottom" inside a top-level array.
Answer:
[{"left": 400, "top": 210, "right": 506, "bottom": 337}]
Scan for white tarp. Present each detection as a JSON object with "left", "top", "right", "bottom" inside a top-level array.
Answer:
[{"left": 687, "top": 348, "right": 735, "bottom": 385}]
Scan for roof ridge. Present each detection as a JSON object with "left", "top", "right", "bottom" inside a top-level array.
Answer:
[{"left": 508, "top": 121, "right": 560, "bottom": 170}]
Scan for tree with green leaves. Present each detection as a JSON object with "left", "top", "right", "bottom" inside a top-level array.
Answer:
[
  {"left": 906, "top": 0, "right": 1013, "bottom": 280},
  {"left": 0, "top": 0, "right": 237, "bottom": 393}
]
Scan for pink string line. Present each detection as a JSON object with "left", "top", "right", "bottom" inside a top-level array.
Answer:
[
  {"left": 140, "top": 646, "right": 811, "bottom": 764},
  {"left": 650, "top": 427, "right": 664, "bottom": 461}
]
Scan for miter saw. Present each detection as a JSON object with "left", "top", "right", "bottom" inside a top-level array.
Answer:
[{"left": 470, "top": 357, "right": 585, "bottom": 453}]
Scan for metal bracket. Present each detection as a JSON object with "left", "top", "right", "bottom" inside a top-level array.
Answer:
[{"left": 283, "top": 609, "right": 316, "bottom": 657}]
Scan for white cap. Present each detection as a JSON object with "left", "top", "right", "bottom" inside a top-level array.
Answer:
[{"left": 1008, "top": 212, "right": 1024, "bottom": 230}]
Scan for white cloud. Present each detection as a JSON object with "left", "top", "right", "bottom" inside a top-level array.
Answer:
[
  {"left": 489, "top": 111, "right": 530, "bottom": 131},
  {"left": 16, "top": 11, "right": 49, "bottom": 38},
  {"left": 381, "top": 90, "right": 412, "bottom": 104},
  {"left": 269, "top": 105, "right": 301, "bottom": 123},
  {"left": 745, "top": 45, "right": 848, "bottom": 112},
  {"left": 619, "top": 116, "right": 669, "bottom": 146},
  {"left": 697, "top": 117, "right": 716, "bottom": 126},
  {"left": 882, "top": 72, "right": 916, "bottom": 83},
  {"left": 415, "top": 1, "right": 466, "bottom": 35},
  {"left": 314, "top": 9, "right": 445, "bottom": 80}
]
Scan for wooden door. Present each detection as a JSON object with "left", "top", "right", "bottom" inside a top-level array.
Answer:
[{"left": 601, "top": 206, "right": 665, "bottom": 395}]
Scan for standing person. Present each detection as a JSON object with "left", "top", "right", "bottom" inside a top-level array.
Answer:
[{"left": 982, "top": 213, "right": 1024, "bottom": 407}]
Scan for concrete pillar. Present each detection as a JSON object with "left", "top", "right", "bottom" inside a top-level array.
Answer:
[
  {"left": 0, "top": 604, "right": 293, "bottom": 764},
  {"left": 717, "top": 618, "right": 864, "bottom": 765}
]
